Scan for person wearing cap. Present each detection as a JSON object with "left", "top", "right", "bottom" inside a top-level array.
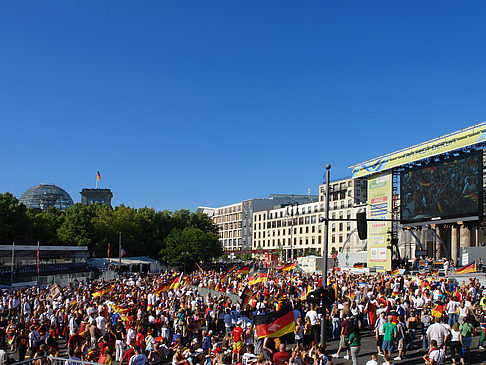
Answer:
[{"left": 232, "top": 320, "right": 244, "bottom": 363}]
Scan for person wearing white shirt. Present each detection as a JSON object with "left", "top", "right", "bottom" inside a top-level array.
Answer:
[
  {"left": 365, "top": 354, "right": 379, "bottom": 365},
  {"left": 68, "top": 314, "right": 78, "bottom": 336},
  {"left": 426, "top": 318, "right": 450, "bottom": 347},
  {"left": 96, "top": 314, "right": 107, "bottom": 336},
  {"left": 446, "top": 298, "right": 460, "bottom": 326}
]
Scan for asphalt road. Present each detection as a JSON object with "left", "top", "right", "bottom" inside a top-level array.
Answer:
[{"left": 323, "top": 331, "right": 486, "bottom": 365}]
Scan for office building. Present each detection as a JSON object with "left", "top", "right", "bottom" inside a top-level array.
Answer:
[
  {"left": 200, "top": 194, "right": 318, "bottom": 252},
  {"left": 252, "top": 177, "right": 368, "bottom": 258}
]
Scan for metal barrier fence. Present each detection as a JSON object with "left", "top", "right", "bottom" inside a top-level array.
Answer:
[
  {"left": 48, "top": 356, "right": 99, "bottom": 365},
  {"left": 11, "top": 358, "right": 41, "bottom": 365},
  {"left": 12, "top": 356, "right": 99, "bottom": 365}
]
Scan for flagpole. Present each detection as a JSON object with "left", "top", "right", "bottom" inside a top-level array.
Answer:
[
  {"left": 10, "top": 242, "right": 15, "bottom": 287},
  {"left": 37, "top": 240, "right": 40, "bottom": 281},
  {"left": 119, "top": 232, "right": 122, "bottom": 275}
]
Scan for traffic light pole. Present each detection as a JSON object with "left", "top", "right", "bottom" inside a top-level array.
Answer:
[{"left": 320, "top": 164, "right": 331, "bottom": 349}]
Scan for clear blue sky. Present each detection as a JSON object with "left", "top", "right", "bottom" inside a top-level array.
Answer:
[{"left": 1, "top": 1, "right": 485, "bottom": 211}]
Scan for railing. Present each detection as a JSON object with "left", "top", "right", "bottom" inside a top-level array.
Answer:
[
  {"left": 48, "top": 356, "right": 99, "bottom": 365},
  {"left": 11, "top": 358, "right": 41, "bottom": 365},
  {"left": 11, "top": 356, "right": 101, "bottom": 365}
]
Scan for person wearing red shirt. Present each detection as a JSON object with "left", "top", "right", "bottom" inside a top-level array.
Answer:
[
  {"left": 231, "top": 321, "right": 244, "bottom": 363},
  {"left": 273, "top": 344, "right": 291, "bottom": 365},
  {"left": 135, "top": 327, "right": 145, "bottom": 351}
]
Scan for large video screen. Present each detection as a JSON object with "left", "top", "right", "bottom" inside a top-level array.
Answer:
[{"left": 400, "top": 152, "right": 483, "bottom": 224}]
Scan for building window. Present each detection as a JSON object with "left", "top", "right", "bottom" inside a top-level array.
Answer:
[
  {"left": 347, "top": 222, "right": 351, "bottom": 231},
  {"left": 339, "top": 234, "right": 343, "bottom": 243},
  {"left": 339, "top": 223, "right": 343, "bottom": 231},
  {"left": 332, "top": 223, "right": 336, "bottom": 232},
  {"left": 311, "top": 216, "right": 316, "bottom": 224},
  {"left": 305, "top": 216, "right": 310, "bottom": 224},
  {"left": 332, "top": 235, "right": 335, "bottom": 243}
]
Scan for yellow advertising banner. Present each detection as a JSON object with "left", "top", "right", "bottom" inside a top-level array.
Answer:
[
  {"left": 367, "top": 172, "right": 392, "bottom": 271},
  {"left": 351, "top": 123, "right": 486, "bottom": 178}
]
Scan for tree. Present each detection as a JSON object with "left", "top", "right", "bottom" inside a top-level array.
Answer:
[
  {"left": 0, "top": 192, "right": 32, "bottom": 244},
  {"left": 161, "top": 227, "right": 222, "bottom": 268},
  {"left": 27, "top": 207, "right": 64, "bottom": 245},
  {"left": 57, "top": 204, "right": 97, "bottom": 250}
]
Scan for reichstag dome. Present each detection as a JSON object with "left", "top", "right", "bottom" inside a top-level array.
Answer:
[{"left": 19, "top": 184, "right": 74, "bottom": 210}]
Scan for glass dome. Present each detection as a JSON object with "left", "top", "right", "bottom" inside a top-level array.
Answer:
[{"left": 20, "top": 184, "right": 74, "bottom": 210}]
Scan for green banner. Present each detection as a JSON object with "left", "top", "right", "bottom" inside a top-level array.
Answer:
[{"left": 367, "top": 172, "right": 392, "bottom": 271}]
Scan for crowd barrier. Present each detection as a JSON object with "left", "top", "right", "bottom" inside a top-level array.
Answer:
[{"left": 12, "top": 356, "right": 100, "bottom": 365}]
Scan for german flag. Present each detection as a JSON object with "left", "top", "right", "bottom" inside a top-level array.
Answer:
[
  {"left": 227, "top": 265, "right": 237, "bottom": 273},
  {"left": 431, "top": 304, "right": 444, "bottom": 318},
  {"left": 240, "top": 286, "right": 253, "bottom": 309},
  {"left": 254, "top": 305, "right": 295, "bottom": 339},
  {"left": 249, "top": 271, "right": 261, "bottom": 286},
  {"left": 236, "top": 266, "right": 250, "bottom": 274},
  {"left": 167, "top": 275, "right": 181, "bottom": 290},
  {"left": 111, "top": 304, "right": 131, "bottom": 314},
  {"left": 282, "top": 262, "right": 295, "bottom": 271},
  {"left": 258, "top": 271, "right": 269, "bottom": 284},
  {"left": 456, "top": 262, "right": 476, "bottom": 274},
  {"left": 92, "top": 285, "right": 113, "bottom": 298},
  {"left": 391, "top": 269, "right": 400, "bottom": 276}
]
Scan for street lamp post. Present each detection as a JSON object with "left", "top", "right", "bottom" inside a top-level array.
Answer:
[
  {"left": 320, "top": 164, "right": 331, "bottom": 348},
  {"left": 286, "top": 203, "right": 299, "bottom": 261}
]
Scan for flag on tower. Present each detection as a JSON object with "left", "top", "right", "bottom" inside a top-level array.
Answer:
[{"left": 97, "top": 171, "right": 101, "bottom": 181}]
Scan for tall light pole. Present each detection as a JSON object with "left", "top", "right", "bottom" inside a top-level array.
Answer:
[
  {"left": 286, "top": 202, "right": 299, "bottom": 261},
  {"left": 321, "top": 164, "right": 331, "bottom": 347}
]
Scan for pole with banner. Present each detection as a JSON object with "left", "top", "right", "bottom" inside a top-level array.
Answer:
[
  {"left": 37, "top": 241, "right": 40, "bottom": 280},
  {"left": 321, "top": 164, "right": 331, "bottom": 348},
  {"left": 119, "top": 232, "right": 122, "bottom": 275},
  {"left": 10, "top": 242, "right": 15, "bottom": 287}
]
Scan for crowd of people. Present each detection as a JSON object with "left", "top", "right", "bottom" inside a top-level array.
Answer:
[{"left": 0, "top": 264, "right": 485, "bottom": 365}]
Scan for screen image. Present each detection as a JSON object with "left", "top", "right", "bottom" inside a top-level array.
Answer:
[{"left": 400, "top": 152, "right": 482, "bottom": 224}]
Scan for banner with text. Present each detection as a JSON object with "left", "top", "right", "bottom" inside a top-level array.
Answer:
[
  {"left": 351, "top": 123, "right": 486, "bottom": 178},
  {"left": 367, "top": 172, "right": 392, "bottom": 271}
]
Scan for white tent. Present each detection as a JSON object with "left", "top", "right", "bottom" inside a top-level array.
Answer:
[{"left": 89, "top": 256, "right": 160, "bottom": 273}]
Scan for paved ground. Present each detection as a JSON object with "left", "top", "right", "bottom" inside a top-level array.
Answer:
[{"left": 324, "top": 331, "right": 486, "bottom": 365}]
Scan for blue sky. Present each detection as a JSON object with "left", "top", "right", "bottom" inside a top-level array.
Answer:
[{"left": 1, "top": 1, "right": 485, "bottom": 211}]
